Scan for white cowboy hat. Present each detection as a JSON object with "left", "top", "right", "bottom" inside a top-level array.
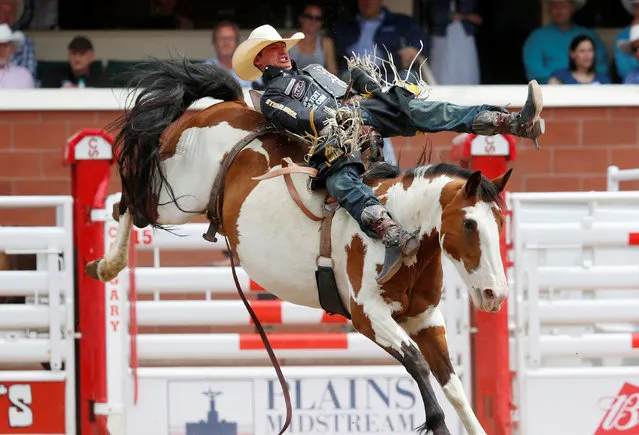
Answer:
[
  {"left": 618, "top": 24, "right": 639, "bottom": 55},
  {"left": 232, "top": 24, "right": 304, "bottom": 81},
  {"left": 0, "top": 24, "right": 21, "bottom": 49},
  {"left": 621, "top": 0, "right": 639, "bottom": 15}
]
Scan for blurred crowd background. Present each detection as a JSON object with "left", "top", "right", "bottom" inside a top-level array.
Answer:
[{"left": 2, "top": 0, "right": 639, "bottom": 90}]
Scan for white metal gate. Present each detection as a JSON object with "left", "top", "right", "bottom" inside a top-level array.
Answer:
[
  {"left": 508, "top": 191, "right": 639, "bottom": 435},
  {"left": 0, "top": 196, "right": 76, "bottom": 435}
]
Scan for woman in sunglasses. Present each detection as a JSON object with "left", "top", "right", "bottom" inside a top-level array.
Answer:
[{"left": 288, "top": 3, "right": 339, "bottom": 75}]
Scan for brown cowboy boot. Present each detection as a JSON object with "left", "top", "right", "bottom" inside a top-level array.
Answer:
[
  {"left": 361, "top": 204, "right": 420, "bottom": 284},
  {"left": 471, "top": 80, "right": 545, "bottom": 149}
]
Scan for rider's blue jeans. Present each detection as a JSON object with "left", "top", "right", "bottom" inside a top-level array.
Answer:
[
  {"left": 406, "top": 101, "right": 506, "bottom": 133},
  {"left": 325, "top": 164, "right": 380, "bottom": 233}
]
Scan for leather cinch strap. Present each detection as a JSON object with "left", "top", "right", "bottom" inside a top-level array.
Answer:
[{"left": 203, "top": 125, "right": 274, "bottom": 242}]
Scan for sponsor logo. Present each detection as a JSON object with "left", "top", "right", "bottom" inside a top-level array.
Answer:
[
  {"left": 595, "top": 382, "right": 639, "bottom": 434},
  {"left": 303, "top": 90, "right": 328, "bottom": 108},
  {"left": 168, "top": 377, "right": 422, "bottom": 435},
  {"left": 292, "top": 81, "right": 306, "bottom": 99}
]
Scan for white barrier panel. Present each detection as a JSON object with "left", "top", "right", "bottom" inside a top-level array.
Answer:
[
  {"left": 124, "top": 366, "right": 465, "bottom": 435},
  {"left": 136, "top": 300, "right": 347, "bottom": 326},
  {"left": 0, "top": 271, "right": 53, "bottom": 296},
  {"left": 0, "top": 196, "right": 76, "bottom": 435},
  {"left": 508, "top": 191, "right": 639, "bottom": 435},
  {"left": 131, "top": 266, "right": 253, "bottom": 293},
  {"left": 537, "top": 299, "right": 639, "bottom": 324},
  {"left": 0, "top": 305, "right": 68, "bottom": 329},
  {"left": 137, "top": 333, "right": 393, "bottom": 363}
]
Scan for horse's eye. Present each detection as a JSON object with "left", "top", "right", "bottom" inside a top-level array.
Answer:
[{"left": 463, "top": 219, "right": 477, "bottom": 231}]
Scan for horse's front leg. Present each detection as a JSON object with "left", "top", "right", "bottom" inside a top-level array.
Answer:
[
  {"left": 350, "top": 294, "right": 451, "bottom": 435},
  {"left": 85, "top": 203, "right": 132, "bottom": 282},
  {"left": 401, "top": 307, "right": 486, "bottom": 435}
]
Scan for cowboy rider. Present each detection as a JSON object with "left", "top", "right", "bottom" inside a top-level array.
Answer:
[{"left": 231, "top": 25, "right": 545, "bottom": 284}]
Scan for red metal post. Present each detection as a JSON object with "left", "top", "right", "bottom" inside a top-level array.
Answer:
[
  {"left": 64, "top": 129, "right": 114, "bottom": 435},
  {"left": 452, "top": 133, "right": 517, "bottom": 435}
]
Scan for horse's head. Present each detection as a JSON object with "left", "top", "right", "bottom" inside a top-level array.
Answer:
[{"left": 439, "top": 169, "right": 512, "bottom": 312}]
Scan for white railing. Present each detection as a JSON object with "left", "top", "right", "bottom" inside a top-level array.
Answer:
[
  {"left": 0, "top": 196, "right": 75, "bottom": 435},
  {"left": 508, "top": 191, "right": 639, "bottom": 435},
  {"left": 607, "top": 165, "right": 639, "bottom": 191}
]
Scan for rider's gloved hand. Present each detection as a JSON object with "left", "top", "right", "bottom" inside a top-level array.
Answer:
[{"left": 360, "top": 126, "right": 384, "bottom": 162}]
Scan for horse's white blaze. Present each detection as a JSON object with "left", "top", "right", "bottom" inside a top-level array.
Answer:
[
  {"left": 401, "top": 305, "right": 446, "bottom": 336},
  {"left": 156, "top": 123, "right": 258, "bottom": 225},
  {"left": 465, "top": 201, "right": 507, "bottom": 302},
  {"left": 442, "top": 374, "right": 486, "bottom": 435}
]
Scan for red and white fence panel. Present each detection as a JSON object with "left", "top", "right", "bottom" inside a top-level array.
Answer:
[
  {"left": 0, "top": 196, "right": 75, "bottom": 435},
  {"left": 508, "top": 191, "right": 639, "bottom": 435}
]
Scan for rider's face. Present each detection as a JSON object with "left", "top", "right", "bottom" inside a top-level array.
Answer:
[{"left": 254, "top": 42, "right": 291, "bottom": 71}]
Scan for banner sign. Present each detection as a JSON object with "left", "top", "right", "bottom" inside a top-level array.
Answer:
[{"left": 126, "top": 368, "right": 463, "bottom": 435}]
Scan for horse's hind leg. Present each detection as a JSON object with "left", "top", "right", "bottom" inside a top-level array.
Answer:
[
  {"left": 401, "top": 307, "right": 487, "bottom": 435},
  {"left": 85, "top": 209, "right": 132, "bottom": 282},
  {"left": 350, "top": 297, "right": 451, "bottom": 435}
]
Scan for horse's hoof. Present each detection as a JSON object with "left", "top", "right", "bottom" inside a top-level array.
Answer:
[{"left": 85, "top": 259, "right": 102, "bottom": 280}]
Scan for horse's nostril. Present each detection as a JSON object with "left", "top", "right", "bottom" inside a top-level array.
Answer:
[{"left": 483, "top": 288, "right": 495, "bottom": 300}]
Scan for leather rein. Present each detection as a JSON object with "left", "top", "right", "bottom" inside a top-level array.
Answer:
[
  {"left": 202, "top": 122, "right": 368, "bottom": 434},
  {"left": 202, "top": 125, "right": 307, "bottom": 435}
]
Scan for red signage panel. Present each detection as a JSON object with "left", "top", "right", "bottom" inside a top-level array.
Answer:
[{"left": 0, "top": 381, "right": 65, "bottom": 434}]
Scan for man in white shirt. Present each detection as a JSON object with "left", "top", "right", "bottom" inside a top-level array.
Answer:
[
  {"left": 205, "top": 20, "right": 262, "bottom": 89},
  {"left": 0, "top": 24, "right": 33, "bottom": 88}
]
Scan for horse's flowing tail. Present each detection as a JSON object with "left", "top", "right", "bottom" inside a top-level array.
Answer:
[{"left": 111, "top": 57, "right": 244, "bottom": 228}]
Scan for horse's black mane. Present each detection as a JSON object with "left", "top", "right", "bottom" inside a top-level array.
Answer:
[
  {"left": 362, "top": 161, "right": 504, "bottom": 206},
  {"left": 108, "top": 57, "right": 244, "bottom": 229}
]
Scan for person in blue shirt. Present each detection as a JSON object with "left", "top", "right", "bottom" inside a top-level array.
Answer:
[
  {"left": 330, "top": 0, "right": 426, "bottom": 78},
  {"left": 523, "top": 0, "right": 609, "bottom": 84},
  {"left": 617, "top": 24, "right": 639, "bottom": 84},
  {"left": 548, "top": 35, "right": 611, "bottom": 84},
  {"left": 614, "top": 1, "right": 639, "bottom": 81}
]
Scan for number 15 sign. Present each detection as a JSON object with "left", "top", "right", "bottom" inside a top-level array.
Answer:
[{"left": 0, "top": 381, "right": 65, "bottom": 434}]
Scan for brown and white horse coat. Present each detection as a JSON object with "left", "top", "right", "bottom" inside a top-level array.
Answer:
[{"left": 88, "top": 64, "right": 511, "bottom": 435}]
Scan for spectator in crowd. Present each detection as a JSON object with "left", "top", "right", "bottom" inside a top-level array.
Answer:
[
  {"left": 617, "top": 24, "right": 639, "bottom": 83},
  {"left": 0, "top": 0, "right": 36, "bottom": 79},
  {"left": 288, "top": 3, "right": 338, "bottom": 75},
  {"left": 426, "top": 0, "right": 481, "bottom": 85},
  {"left": 0, "top": 24, "right": 34, "bottom": 88},
  {"left": 205, "top": 21, "right": 261, "bottom": 88},
  {"left": 615, "top": 0, "right": 639, "bottom": 81},
  {"left": 29, "top": 0, "right": 58, "bottom": 30},
  {"left": 523, "top": 0, "right": 608, "bottom": 84},
  {"left": 40, "top": 36, "right": 107, "bottom": 88},
  {"left": 331, "top": 0, "right": 426, "bottom": 167},
  {"left": 140, "top": 0, "right": 193, "bottom": 29},
  {"left": 548, "top": 34, "right": 610, "bottom": 84},
  {"left": 330, "top": 0, "right": 427, "bottom": 78}
]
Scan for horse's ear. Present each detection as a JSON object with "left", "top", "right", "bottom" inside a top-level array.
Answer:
[
  {"left": 491, "top": 168, "right": 513, "bottom": 193},
  {"left": 464, "top": 170, "right": 482, "bottom": 198}
]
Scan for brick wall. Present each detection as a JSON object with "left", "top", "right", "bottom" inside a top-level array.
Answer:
[{"left": 1, "top": 106, "right": 638, "bottom": 226}]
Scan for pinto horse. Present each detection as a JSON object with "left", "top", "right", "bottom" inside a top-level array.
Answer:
[{"left": 85, "top": 59, "right": 512, "bottom": 435}]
